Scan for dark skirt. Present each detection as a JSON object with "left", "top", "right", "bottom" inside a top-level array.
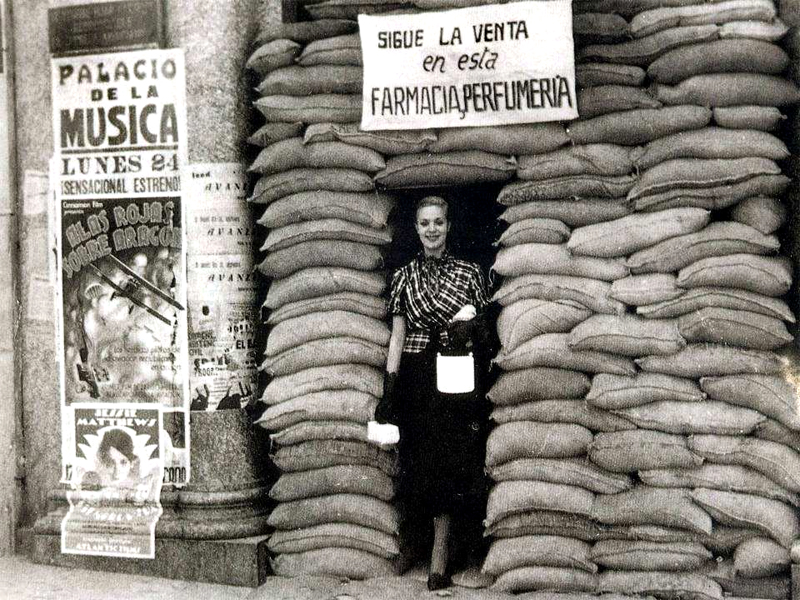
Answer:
[{"left": 395, "top": 344, "right": 489, "bottom": 518}]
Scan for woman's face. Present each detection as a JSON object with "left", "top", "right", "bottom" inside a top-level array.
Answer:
[
  {"left": 98, "top": 446, "right": 133, "bottom": 484},
  {"left": 415, "top": 205, "right": 449, "bottom": 256}
]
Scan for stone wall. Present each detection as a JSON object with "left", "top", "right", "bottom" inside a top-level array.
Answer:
[{"left": 2, "top": 0, "right": 280, "bottom": 554}]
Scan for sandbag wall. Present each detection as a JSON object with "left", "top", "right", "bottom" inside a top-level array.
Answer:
[
  {"left": 245, "top": 19, "right": 405, "bottom": 579},
  {"left": 244, "top": 0, "right": 800, "bottom": 589},
  {"left": 244, "top": 9, "right": 586, "bottom": 581},
  {"left": 485, "top": 0, "right": 800, "bottom": 597}
]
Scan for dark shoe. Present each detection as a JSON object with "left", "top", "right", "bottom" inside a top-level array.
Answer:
[{"left": 427, "top": 572, "right": 452, "bottom": 591}]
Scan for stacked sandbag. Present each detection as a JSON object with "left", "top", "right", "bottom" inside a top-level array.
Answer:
[
  {"left": 573, "top": 0, "right": 795, "bottom": 157},
  {"left": 484, "top": 1, "right": 800, "bottom": 596},
  {"left": 485, "top": 203, "right": 728, "bottom": 597},
  {"left": 571, "top": 2, "right": 797, "bottom": 597},
  {"left": 301, "top": 0, "right": 416, "bottom": 21},
  {"left": 373, "top": 123, "right": 570, "bottom": 189},
  {"left": 484, "top": 160, "right": 636, "bottom": 593},
  {"left": 246, "top": 19, "right": 404, "bottom": 580},
  {"left": 246, "top": 0, "right": 800, "bottom": 589}
]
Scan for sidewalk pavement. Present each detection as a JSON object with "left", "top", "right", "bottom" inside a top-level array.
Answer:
[{"left": 0, "top": 555, "right": 514, "bottom": 600}]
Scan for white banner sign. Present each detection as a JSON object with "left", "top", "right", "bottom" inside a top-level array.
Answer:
[{"left": 359, "top": 0, "right": 577, "bottom": 130}]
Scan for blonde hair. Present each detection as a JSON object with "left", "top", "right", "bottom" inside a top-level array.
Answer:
[{"left": 415, "top": 195, "right": 449, "bottom": 218}]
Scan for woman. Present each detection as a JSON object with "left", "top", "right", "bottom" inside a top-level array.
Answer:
[
  {"left": 80, "top": 427, "right": 160, "bottom": 504},
  {"left": 376, "top": 195, "right": 491, "bottom": 590},
  {"left": 94, "top": 428, "right": 140, "bottom": 487}
]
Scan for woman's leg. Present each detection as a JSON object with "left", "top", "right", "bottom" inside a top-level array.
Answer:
[{"left": 428, "top": 513, "right": 452, "bottom": 589}]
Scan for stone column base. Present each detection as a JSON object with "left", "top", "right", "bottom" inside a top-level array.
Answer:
[{"left": 31, "top": 530, "right": 269, "bottom": 587}]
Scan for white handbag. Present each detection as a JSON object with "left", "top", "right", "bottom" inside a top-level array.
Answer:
[{"left": 436, "top": 352, "right": 475, "bottom": 394}]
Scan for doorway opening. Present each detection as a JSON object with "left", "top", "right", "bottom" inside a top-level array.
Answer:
[{"left": 383, "top": 182, "right": 506, "bottom": 582}]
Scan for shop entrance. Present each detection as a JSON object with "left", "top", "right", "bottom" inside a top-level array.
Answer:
[{"left": 384, "top": 182, "right": 505, "bottom": 579}]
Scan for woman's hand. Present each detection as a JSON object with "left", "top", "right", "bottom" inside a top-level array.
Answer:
[{"left": 452, "top": 304, "right": 476, "bottom": 322}]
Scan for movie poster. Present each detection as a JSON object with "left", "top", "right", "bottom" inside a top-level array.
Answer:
[
  {"left": 52, "top": 49, "right": 185, "bottom": 199},
  {"left": 52, "top": 49, "right": 189, "bottom": 500},
  {"left": 61, "top": 405, "right": 163, "bottom": 559},
  {"left": 185, "top": 163, "right": 259, "bottom": 411},
  {"left": 59, "top": 196, "right": 185, "bottom": 406}
]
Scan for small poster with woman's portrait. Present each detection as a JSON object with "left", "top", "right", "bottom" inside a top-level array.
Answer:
[{"left": 61, "top": 404, "right": 164, "bottom": 559}]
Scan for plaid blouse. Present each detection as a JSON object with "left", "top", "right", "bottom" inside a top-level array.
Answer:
[{"left": 388, "top": 251, "right": 490, "bottom": 354}]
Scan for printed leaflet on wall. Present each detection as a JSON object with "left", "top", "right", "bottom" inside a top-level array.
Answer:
[
  {"left": 185, "top": 163, "right": 259, "bottom": 412},
  {"left": 61, "top": 405, "right": 163, "bottom": 558}
]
